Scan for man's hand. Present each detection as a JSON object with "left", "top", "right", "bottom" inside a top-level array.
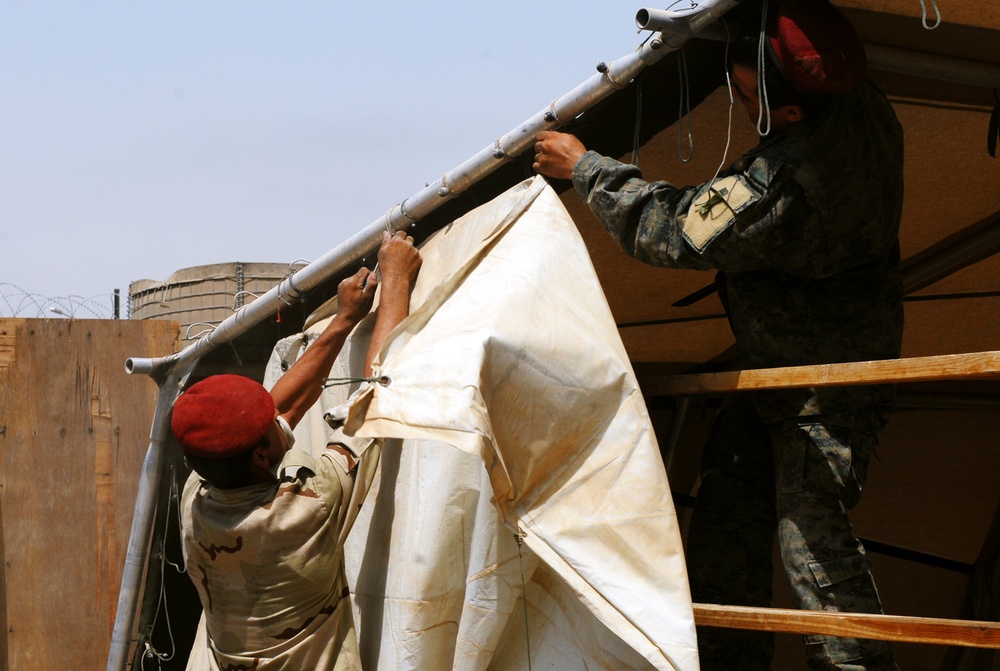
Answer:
[
  {"left": 377, "top": 230, "right": 422, "bottom": 290},
  {"left": 363, "top": 231, "right": 421, "bottom": 377},
  {"left": 336, "top": 267, "right": 378, "bottom": 326},
  {"left": 533, "top": 131, "right": 587, "bottom": 180}
]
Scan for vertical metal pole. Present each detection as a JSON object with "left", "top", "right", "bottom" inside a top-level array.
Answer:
[{"left": 106, "top": 365, "right": 188, "bottom": 671}]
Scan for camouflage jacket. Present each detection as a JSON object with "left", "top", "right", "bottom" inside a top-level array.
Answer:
[
  {"left": 573, "top": 81, "right": 905, "bottom": 423},
  {"left": 181, "top": 445, "right": 376, "bottom": 670}
]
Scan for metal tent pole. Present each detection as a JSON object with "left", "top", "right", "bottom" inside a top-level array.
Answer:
[
  {"left": 107, "top": 3, "right": 741, "bottom": 668},
  {"left": 865, "top": 43, "right": 1000, "bottom": 91}
]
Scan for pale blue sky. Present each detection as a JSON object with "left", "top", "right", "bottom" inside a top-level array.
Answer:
[{"left": 0, "top": 1, "right": 646, "bottom": 316}]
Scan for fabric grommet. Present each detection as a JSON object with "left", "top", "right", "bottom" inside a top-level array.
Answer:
[{"left": 378, "top": 376, "right": 392, "bottom": 387}]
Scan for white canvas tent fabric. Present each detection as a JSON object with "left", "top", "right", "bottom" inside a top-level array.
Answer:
[{"left": 263, "top": 177, "right": 698, "bottom": 671}]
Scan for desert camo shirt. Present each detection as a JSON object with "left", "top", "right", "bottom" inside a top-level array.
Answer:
[
  {"left": 573, "top": 80, "right": 905, "bottom": 424},
  {"left": 181, "top": 439, "right": 376, "bottom": 671}
]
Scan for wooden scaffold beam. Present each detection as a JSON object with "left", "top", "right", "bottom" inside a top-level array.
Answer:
[
  {"left": 640, "top": 351, "right": 1000, "bottom": 397},
  {"left": 695, "top": 604, "right": 1000, "bottom": 649}
]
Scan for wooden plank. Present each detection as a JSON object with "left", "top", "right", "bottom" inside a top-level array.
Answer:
[
  {"left": 0, "top": 426, "right": 6, "bottom": 671},
  {"left": 0, "top": 319, "right": 179, "bottom": 670},
  {"left": 0, "top": 320, "right": 22, "bottom": 370},
  {"left": 640, "top": 351, "right": 1000, "bottom": 396},
  {"left": 694, "top": 604, "right": 1000, "bottom": 649}
]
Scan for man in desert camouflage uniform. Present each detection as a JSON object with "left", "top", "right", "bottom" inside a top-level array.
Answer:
[
  {"left": 533, "top": 1, "right": 903, "bottom": 669},
  {"left": 172, "top": 231, "right": 421, "bottom": 671}
]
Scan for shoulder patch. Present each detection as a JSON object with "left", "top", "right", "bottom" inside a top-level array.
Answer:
[{"left": 682, "top": 175, "right": 759, "bottom": 252}]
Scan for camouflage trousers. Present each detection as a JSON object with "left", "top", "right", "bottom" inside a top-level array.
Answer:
[{"left": 686, "top": 400, "right": 899, "bottom": 671}]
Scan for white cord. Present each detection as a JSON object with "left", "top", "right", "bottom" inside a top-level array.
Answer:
[
  {"left": 231, "top": 291, "right": 261, "bottom": 311},
  {"left": 755, "top": 0, "right": 772, "bottom": 137},
  {"left": 184, "top": 322, "right": 217, "bottom": 340},
  {"left": 677, "top": 49, "right": 695, "bottom": 163},
  {"left": 711, "top": 74, "right": 737, "bottom": 189},
  {"left": 706, "top": 22, "right": 736, "bottom": 195},
  {"left": 631, "top": 80, "right": 644, "bottom": 167},
  {"left": 919, "top": 0, "right": 941, "bottom": 30}
]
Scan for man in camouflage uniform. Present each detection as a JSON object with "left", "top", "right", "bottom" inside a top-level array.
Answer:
[
  {"left": 172, "top": 231, "right": 421, "bottom": 671},
  {"left": 533, "top": 1, "right": 903, "bottom": 669}
]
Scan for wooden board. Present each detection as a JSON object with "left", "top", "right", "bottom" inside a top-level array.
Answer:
[
  {"left": 694, "top": 603, "right": 1000, "bottom": 649},
  {"left": 0, "top": 321, "right": 22, "bottom": 371},
  {"left": 640, "top": 350, "right": 1000, "bottom": 396},
  {"left": 0, "top": 319, "right": 178, "bottom": 671}
]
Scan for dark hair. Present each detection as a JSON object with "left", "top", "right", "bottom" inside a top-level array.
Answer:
[
  {"left": 727, "top": 32, "right": 833, "bottom": 118},
  {"left": 184, "top": 435, "right": 269, "bottom": 489}
]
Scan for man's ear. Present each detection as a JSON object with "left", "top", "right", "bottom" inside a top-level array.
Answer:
[
  {"left": 784, "top": 104, "right": 807, "bottom": 124},
  {"left": 251, "top": 445, "right": 270, "bottom": 469}
]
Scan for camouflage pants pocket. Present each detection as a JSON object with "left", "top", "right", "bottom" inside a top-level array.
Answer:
[
  {"left": 790, "top": 551, "right": 894, "bottom": 670},
  {"left": 802, "top": 555, "right": 893, "bottom": 668},
  {"left": 803, "top": 553, "right": 877, "bottom": 617}
]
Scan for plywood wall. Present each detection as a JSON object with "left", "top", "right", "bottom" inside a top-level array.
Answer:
[{"left": 0, "top": 318, "right": 179, "bottom": 671}]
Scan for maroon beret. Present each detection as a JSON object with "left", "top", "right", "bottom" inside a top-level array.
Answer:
[
  {"left": 171, "top": 374, "right": 275, "bottom": 458},
  {"left": 768, "top": 0, "right": 867, "bottom": 94}
]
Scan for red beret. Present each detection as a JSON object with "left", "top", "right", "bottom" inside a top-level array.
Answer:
[
  {"left": 171, "top": 374, "right": 275, "bottom": 458},
  {"left": 768, "top": 0, "right": 867, "bottom": 94}
]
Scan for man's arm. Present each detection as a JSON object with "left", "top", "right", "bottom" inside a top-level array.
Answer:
[
  {"left": 364, "top": 230, "right": 422, "bottom": 377},
  {"left": 534, "top": 130, "right": 718, "bottom": 271},
  {"left": 271, "top": 267, "right": 378, "bottom": 429},
  {"left": 535, "top": 130, "right": 873, "bottom": 278}
]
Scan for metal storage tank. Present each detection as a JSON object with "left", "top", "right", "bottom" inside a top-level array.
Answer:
[{"left": 129, "top": 261, "right": 304, "bottom": 341}]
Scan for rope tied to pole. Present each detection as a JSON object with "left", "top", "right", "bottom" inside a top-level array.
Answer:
[{"left": 322, "top": 375, "right": 392, "bottom": 389}]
